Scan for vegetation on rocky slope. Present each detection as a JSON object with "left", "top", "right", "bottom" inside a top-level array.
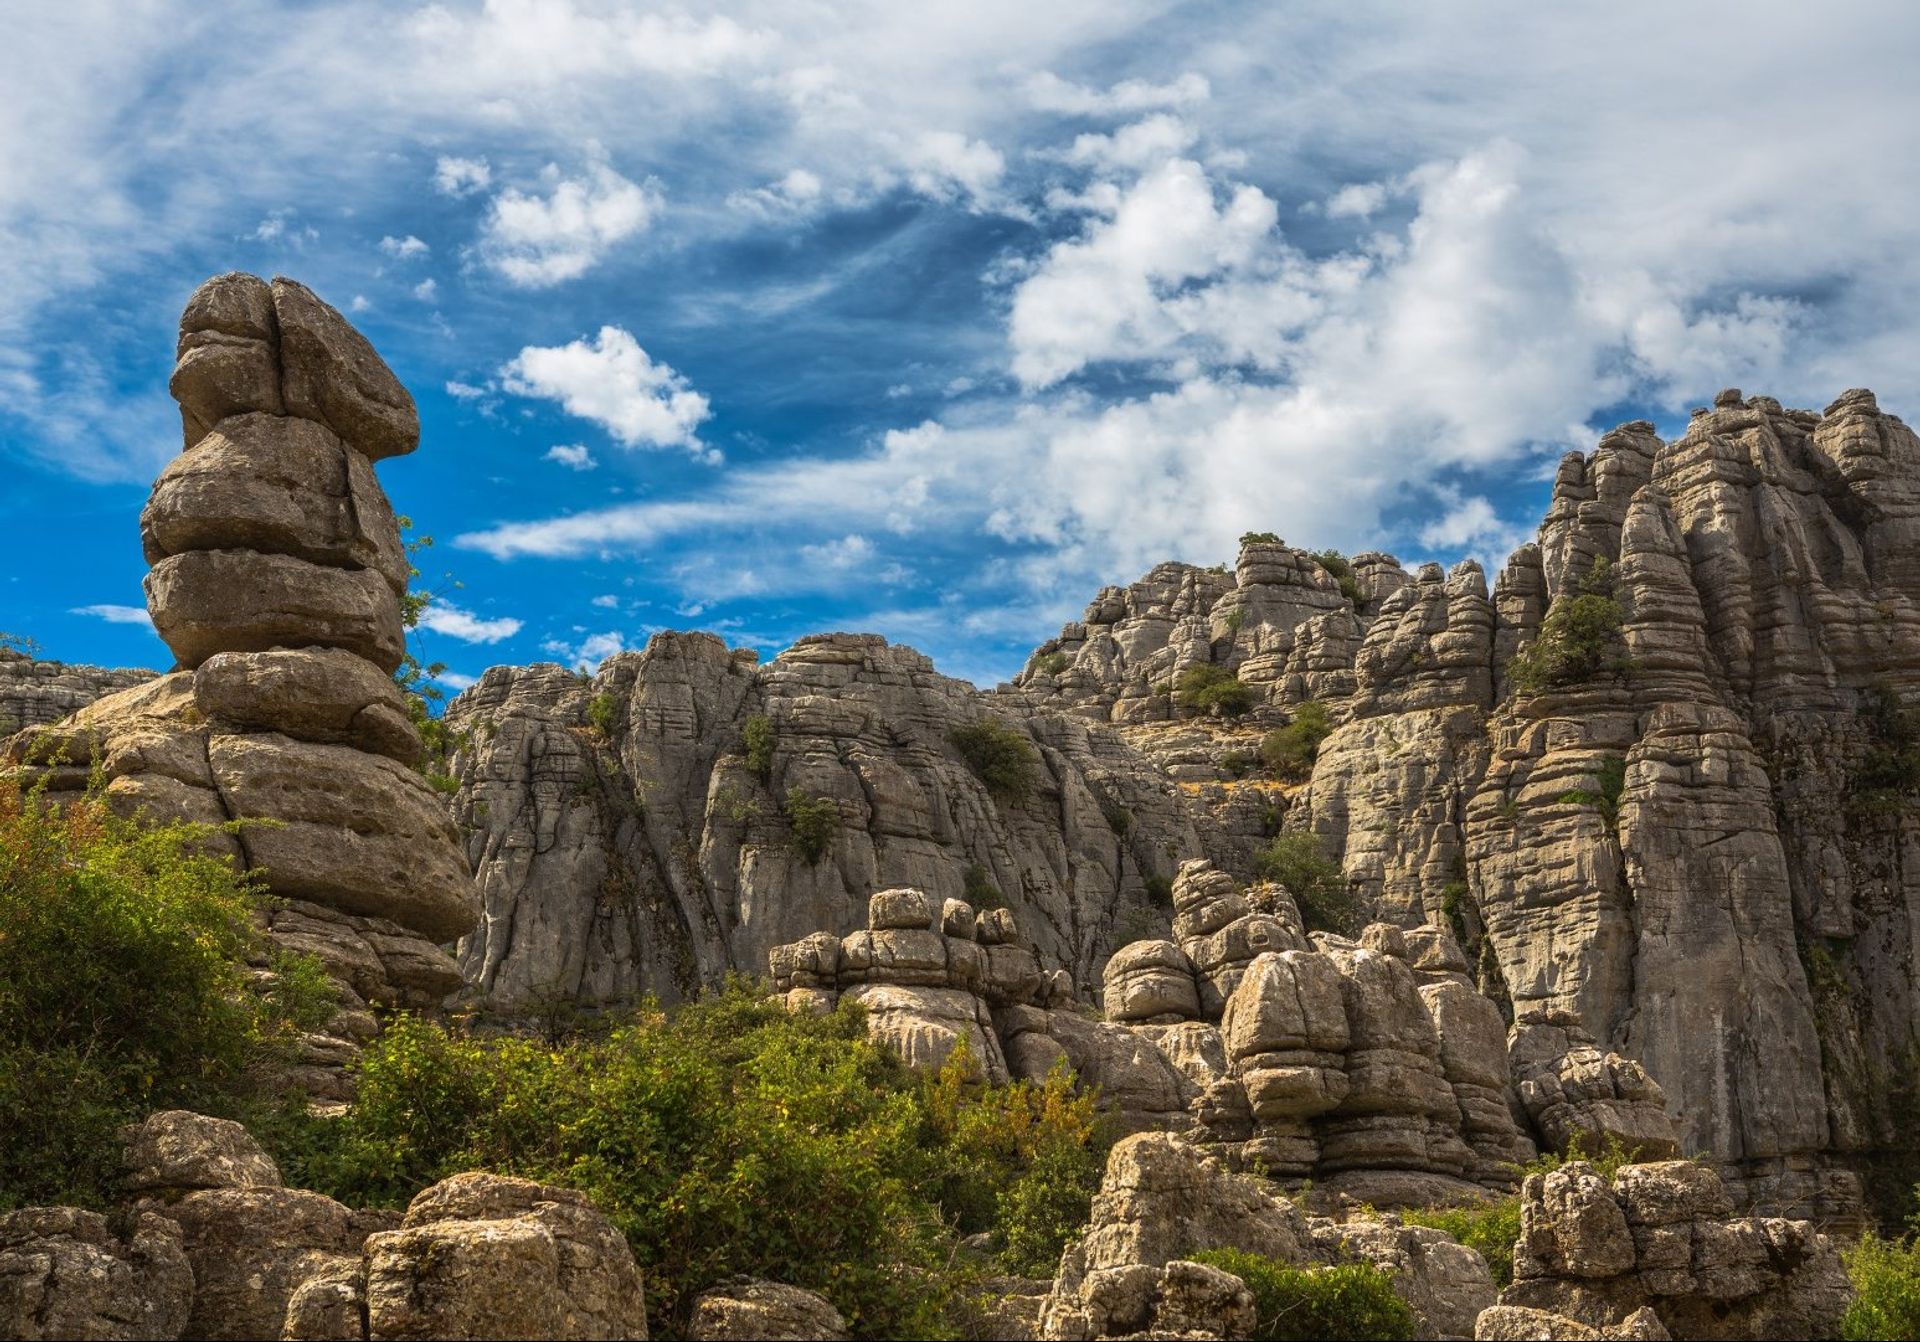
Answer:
[
  {"left": 1506, "top": 556, "right": 1630, "bottom": 693},
  {"left": 1842, "top": 1218, "right": 1920, "bottom": 1341},
  {"left": 1190, "top": 1248, "right": 1414, "bottom": 1340},
  {"left": 0, "top": 779, "right": 332, "bottom": 1211},
  {"left": 272, "top": 986, "right": 1111, "bottom": 1337}
]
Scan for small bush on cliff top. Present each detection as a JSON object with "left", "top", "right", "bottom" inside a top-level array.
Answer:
[
  {"left": 951, "top": 716, "right": 1040, "bottom": 803},
  {"left": 0, "top": 779, "right": 332, "bottom": 1211},
  {"left": 288, "top": 983, "right": 1111, "bottom": 1338},
  {"left": 1190, "top": 1249, "right": 1415, "bottom": 1341}
]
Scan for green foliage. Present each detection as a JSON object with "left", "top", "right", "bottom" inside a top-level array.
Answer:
[
  {"left": 1189, "top": 1250, "right": 1415, "bottom": 1341},
  {"left": 782, "top": 788, "right": 840, "bottom": 865},
  {"left": 963, "top": 862, "right": 1006, "bottom": 911},
  {"left": 1843, "top": 1221, "right": 1920, "bottom": 1341},
  {"left": 1851, "top": 683, "right": 1920, "bottom": 817},
  {"left": 1144, "top": 874, "right": 1175, "bottom": 907},
  {"left": 284, "top": 986, "right": 1111, "bottom": 1338},
  {"left": 742, "top": 713, "right": 777, "bottom": 779},
  {"left": 1256, "top": 832, "right": 1358, "bottom": 935},
  {"left": 0, "top": 780, "right": 332, "bottom": 1211},
  {"left": 1310, "top": 550, "right": 1365, "bottom": 605},
  {"left": 950, "top": 717, "right": 1040, "bottom": 804},
  {"left": 1261, "top": 701, "right": 1334, "bottom": 779},
  {"left": 392, "top": 517, "right": 472, "bottom": 770},
  {"left": 1556, "top": 755, "right": 1627, "bottom": 827},
  {"left": 1507, "top": 558, "right": 1628, "bottom": 694},
  {"left": 1032, "top": 651, "right": 1072, "bottom": 677},
  {"left": 1176, "top": 663, "right": 1254, "bottom": 718},
  {"left": 1240, "top": 531, "right": 1281, "bottom": 546},
  {"left": 587, "top": 692, "right": 620, "bottom": 736},
  {"left": 1402, "top": 1200, "right": 1523, "bottom": 1288},
  {"left": 1221, "top": 750, "right": 1256, "bottom": 779},
  {"left": 1225, "top": 608, "right": 1247, "bottom": 634}
]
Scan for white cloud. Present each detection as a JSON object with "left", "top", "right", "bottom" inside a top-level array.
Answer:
[
  {"left": 348, "top": 295, "right": 371, "bottom": 313},
  {"left": 545, "top": 443, "right": 597, "bottom": 470},
  {"left": 445, "top": 380, "right": 491, "bottom": 400},
  {"left": 1325, "top": 182, "right": 1390, "bottom": 219},
  {"left": 541, "top": 630, "right": 628, "bottom": 673},
  {"left": 379, "top": 234, "right": 429, "bottom": 258},
  {"left": 435, "top": 671, "right": 479, "bottom": 692},
  {"left": 728, "top": 167, "right": 824, "bottom": 216},
  {"left": 906, "top": 131, "right": 1005, "bottom": 207},
  {"left": 799, "top": 533, "right": 875, "bottom": 569},
  {"left": 1027, "top": 71, "right": 1211, "bottom": 115},
  {"left": 1065, "top": 114, "right": 1197, "bottom": 171},
  {"left": 591, "top": 594, "right": 620, "bottom": 608},
  {"left": 501, "top": 326, "right": 712, "bottom": 454},
  {"left": 416, "top": 601, "right": 524, "bottom": 644},
  {"left": 70, "top": 603, "right": 150, "bottom": 626},
  {"left": 412, "top": 278, "right": 437, "bottom": 300},
  {"left": 478, "top": 161, "right": 656, "bottom": 287},
  {"left": 434, "top": 155, "right": 491, "bottom": 198}
]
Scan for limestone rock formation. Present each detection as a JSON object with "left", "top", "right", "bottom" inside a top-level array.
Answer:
[
  {"left": 0, "top": 1208, "right": 192, "bottom": 1341},
  {"left": 122, "top": 1111, "right": 283, "bottom": 1199},
  {"left": 686, "top": 1279, "right": 849, "bottom": 1341},
  {"left": 446, "top": 632, "right": 1198, "bottom": 1010},
  {"left": 3, "top": 273, "right": 475, "bottom": 1097},
  {"left": 1498, "top": 1159, "right": 1849, "bottom": 1339},
  {"left": 0, "top": 649, "right": 152, "bottom": 737}
]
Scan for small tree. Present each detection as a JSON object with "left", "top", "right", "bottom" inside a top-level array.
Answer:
[
  {"left": 587, "top": 692, "right": 620, "bottom": 736},
  {"left": 1507, "top": 557, "right": 1629, "bottom": 693},
  {"left": 742, "top": 713, "right": 777, "bottom": 779},
  {"left": 1176, "top": 664, "right": 1254, "bottom": 717},
  {"left": 951, "top": 718, "right": 1040, "bottom": 803},
  {"left": 1256, "top": 832, "right": 1359, "bottom": 935},
  {"left": 1261, "top": 701, "right": 1333, "bottom": 779},
  {"left": 782, "top": 788, "right": 839, "bottom": 865}
]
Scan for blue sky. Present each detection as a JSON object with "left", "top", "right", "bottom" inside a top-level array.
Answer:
[{"left": 6, "top": 2, "right": 1920, "bottom": 689}]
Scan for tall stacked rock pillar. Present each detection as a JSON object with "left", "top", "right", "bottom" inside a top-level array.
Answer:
[{"left": 4, "top": 273, "right": 476, "bottom": 1098}]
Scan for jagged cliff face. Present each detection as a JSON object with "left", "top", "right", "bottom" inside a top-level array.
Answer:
[
  {"left": 0, "top": 649, "right": 154, "bottom": 736},
  {"left": 443, "top": 632, "right": 1203, "bottom": 1009}
]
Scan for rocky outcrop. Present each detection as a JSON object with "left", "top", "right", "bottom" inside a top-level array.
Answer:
[
  {"left": 0, "top": 650, "right": 152, "bottom": 737},
  {"left": 0, "top": 1208, "right": 191, "bottom": 1341},
  {"left": 3, "top": 273, "right": 475, "bottom": 1097},
  {"left": 1497, "top": 1158, "right": 1849, "bottom": 1340},
  {"left": 686, "top": 1280, "right": 848, "bottom": 1341},
  {"left": 446, "top": 632, "right": 1198, "bottom": 1011}
]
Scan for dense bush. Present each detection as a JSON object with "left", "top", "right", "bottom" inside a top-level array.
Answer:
[
  {"left": 1255, "top": 832, "right": 1358, "bottom": 935},
  {"left": 742, "top": 712, "right": 777, "bottom": 778},
  {"left": 1843, "top": 1224, "right": 1920, "bottom": 1341},
  {"left": 283, "top": 986, "right": 1111, "bottom": 1338},
  {"left": 1310, "top": 550, "right": 1365, "bottom": 606},
  {"left": 782, "top": 787, "right": 840, "bottom": 864},
  {"left": 1144, "top": 874, "right": 1175, "bottom": 907},
  {"left": 1507, "top": 557, "right": 1628, "bottom": 694},
  {"left": 1176, "top": 664, "right": 1254, "bottom": 718},
  {"left": 951, "top": 717, "right": 1040, "bottom": 803},
  {"left": 1401, "top": 1200, "right": 1522, "bottom": 1288},
  {"left": 1261, "top": 701, "right": 1333, "bottom": 779},
  {"left": 1240, "top": 531, "right": 1280, "bottom": 546},
  {"left": 587, "top": 692, "right": 620, "bottom": 736},
  {"left": 963, "top": 862, "right": 1006, "bottom": 910},
  {"left": 0, "top": 780, "right": 332, "bottom": 1211},
  {"left": 1189, "top": 1249, "right": 1414, "bottom": 1341},
  {"left": 1031, "top": 650, "right": 1072, "bottom": 677}
]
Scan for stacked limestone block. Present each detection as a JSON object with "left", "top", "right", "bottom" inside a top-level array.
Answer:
[
  {"left": 1496, "top": 1158, "right": 1849, "bottom": 1339},
  {"left": 3, "top": 274, "right": 476, "bottom": 1096}
]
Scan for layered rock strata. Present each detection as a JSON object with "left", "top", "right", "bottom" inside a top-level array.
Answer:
[
  {"left": 0, "top": 649, "right": 153, "bottom": 736},
  {"left": 2, "top": 274, "right": 475, "bottom": 1095}
]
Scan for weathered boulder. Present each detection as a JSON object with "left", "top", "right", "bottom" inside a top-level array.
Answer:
[
  {"left": 165, "top": 1185, "right": 364, "bottom": 1341},
  {"left": 685, "top": 1278, "right": 849, "bottom": 1341},
  {"left": 0, "top": 1208, "right": 191, "bottom": 1341},
  {"left": 362, "top": 1172, "right": 647, "bottom": 1340},
  {"left": 122, "top": 1110, "right": 282, "bottom": 1199},
  {"left": 1507, "top": 1014, "right": 1679, "bottom": 1162}
]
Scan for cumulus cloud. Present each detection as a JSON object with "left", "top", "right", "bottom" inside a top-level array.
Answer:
[
  {"left": 434, "top": 155, "right": 492, "bottom": 197},
  {"left": 906, "top": 131, "right": 1005, "bottom": 207},
  {"left": 1065, "top": 115, "right": 1198, "bottom": 171},
  {"left": 501, "top": 327, "right": 711, "bottom": 454},
  {"left": 545, "top": 443, "right": 597, "bottom": 470},
  {"left": 541, "top": 630, "right": 628, "bottom": 672},
  {"left": 379, "top": 234, "right": 429, "bottom": 258},
  {"left": 416, "top": 601, "right": 524, "bottom": 643},
  {"left": 70, "top": 603, "right": 150, "bottom": 626},
  {"left": 1325, "top": 182, "right": 1390, "bottom": 219},
  {"left": 478, "top": 161, "right": 656, "bottom": 287},
  {"left": 412, "top": 278, "right": 437, "bottom": 300}
]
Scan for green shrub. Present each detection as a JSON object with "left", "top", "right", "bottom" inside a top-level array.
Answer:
[
  {"left": 1402, "top": 1200, "right": 1522, "bottom": 1288},
  {"left": 1240, "top": 531, "right": 1281, "bottom": 546},
  {"left": 1507, "top": 558, "right": 1628, "bottom": 694},
  {"left": 1261, "top": 701, "right": 1334, "bottom": 779},
  {"left": 1098, "top": 794, "right": 1134, "bottom": 836},
  {"left": 287, "top": 985, "right": 1110, "bottom": 1338},
  {"left": 963, "top": 862, "right": 1006, "bottom": 911},
  {"left": 1176, "top": 664, "right": 1254, "bottom": 718},
  {"left": 1144, "top": 874, "right": 1175, "bottom": 907},
  {"left": 1310, "top": 550, "right": 1365, "bottom": 605},
  {"left": 1224, "top": 608, "right": 1247, "bottom": 634},
  {"left": 1851, "top": 683, "right": 1920, "bottom": 817},
  {"left": 1032, "top": 651, "right": 1072, "bottom": 677},
  {"left": 0, "top": 781, "right": 332, "bottom": 1211},
  {"left": 1557, "top": 755, "right": 1627, "bottom": 827},
  {"left": 742, "top": 713, "right": 777, "bottom": 779},
  {"left": 951, "top": 718, "right": 1040, "bottom": 804},
  {"left": 1256, "top": 832, "right": 1358, "bottom": 935},
  {"left": 1189, "top": 1250, "right": 1415, "bottom": 1341},
  {"left": 1221, "top": 750, "right": 1256, "bottom": 778},
  {"left": 1843, "top": 1227, "right": 1920, "bottom": 1341},
  {"left": 587, "top": 692, "right": 620, "bottom": 736},
  {"left": 782, "top": 788, "right": 840, "bottom": 865}
]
